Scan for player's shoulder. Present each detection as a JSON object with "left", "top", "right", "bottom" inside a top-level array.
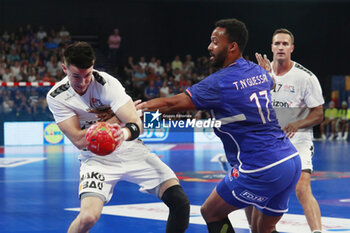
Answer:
[
  {"left": 47, "top": 76, "right": 70, "bottom": 98},
  {"left": 292, "top": 62, "right": 316, "bottom": 78},
  {"left": 92, "top": 69, "right": 121, "bottom": 86}
]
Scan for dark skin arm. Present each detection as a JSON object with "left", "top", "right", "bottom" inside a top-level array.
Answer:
[
  {"left": 139, "top": 93, "right": 197, "bottom": 114},
  {"left": 284, "top": 105, "right": 324, "bottom": 138}
]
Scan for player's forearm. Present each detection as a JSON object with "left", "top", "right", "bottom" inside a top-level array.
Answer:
[
  {"left": 295, "top": 106, "right": 324, "bottom": 129},
  {"left": 144, "top": 93, "right": 196, "bottom": 114},
  {"left": 64, "top": 129, "right": 88, "bottom": 150}
]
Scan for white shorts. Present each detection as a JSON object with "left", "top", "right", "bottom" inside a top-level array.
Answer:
[
  {"left": 78, "top": 142, "right": 177, "bottom": 203},
  {"left": 292, "top": 141, "right": 314, "bottom": 172}
]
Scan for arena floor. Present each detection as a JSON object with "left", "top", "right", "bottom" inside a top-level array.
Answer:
[{"left": 0, "top": 141, "right": 349, "bottom": 233}]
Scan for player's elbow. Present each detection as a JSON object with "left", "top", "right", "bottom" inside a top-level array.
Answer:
[
  {"left": 165, "top": 93, "right": 195, "bottom": 113},
  {"left": 314, "top": 107, "right": 324, "bottom": 125},
  {"left": 316, "top": 113, "right": 324, "bottom": 125}
]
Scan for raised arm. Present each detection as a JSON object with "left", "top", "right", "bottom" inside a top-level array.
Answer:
[{"left": 255, "top": 53, "right": 276, "bottom": 90}]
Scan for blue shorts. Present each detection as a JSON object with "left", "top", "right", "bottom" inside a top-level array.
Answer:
[{"left": 216, "top": 155, "right": 301, "bottom": 216}]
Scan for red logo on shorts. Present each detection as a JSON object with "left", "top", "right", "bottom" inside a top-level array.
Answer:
[{"left": 231, "top": 168, "right": 239, "bottom": 178}]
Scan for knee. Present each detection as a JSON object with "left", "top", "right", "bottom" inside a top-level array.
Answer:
[
  {"left": 161, "top": 185, "right": 190, "bottom": 230},
  {"left": 79, "top": 211, "right": 100, "bottom": 229}
]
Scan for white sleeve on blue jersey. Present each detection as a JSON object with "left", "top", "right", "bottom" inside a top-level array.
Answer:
[
  {"left": 303, "top": 74, "right": 324, "bottom": 108},
  {"left": 99, "top": 72, "right": 131, "bottom": 113}
]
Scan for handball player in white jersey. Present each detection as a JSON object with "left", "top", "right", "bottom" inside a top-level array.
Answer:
[
  {"left": 46, "top": 42, "right": 189, "bottom": 233},
  {"left": 252, "top": 29, "right": 324, "bottom": 233}
]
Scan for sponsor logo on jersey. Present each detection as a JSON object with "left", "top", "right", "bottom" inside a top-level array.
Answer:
[
  {"left": 283, "top": 84, "right": 295, "bottom": 93},
  {"left": 272, "top": 100, "right": 290, "bottom": 108},
  {"left": 90, "top": 98, "right": 109, "bottom": 110}
]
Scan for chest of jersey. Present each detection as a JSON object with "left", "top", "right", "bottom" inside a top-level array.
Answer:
[{"left": 271, "top": 75, "right": 305, "bottom": 108}]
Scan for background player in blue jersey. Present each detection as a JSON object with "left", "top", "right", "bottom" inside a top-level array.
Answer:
[{"left": 138, "top": 18, "right": 301, "bottom": 233}]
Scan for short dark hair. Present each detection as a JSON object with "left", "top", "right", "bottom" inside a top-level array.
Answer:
[
  {"left": 272, "top": 28, "right": 294, "bottom": 44},
  {"left": 63, "top": 41, "right": 96, "bottom": 69},
  {"left": 215, "top": 18, "right": 248, "bottom": 53}
]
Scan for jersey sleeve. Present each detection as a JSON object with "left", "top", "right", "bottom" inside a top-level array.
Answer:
[
  {"left": 186, "top": 74, "right": 221, "bottom": 110},
  {"left": 100, "top": 72, "right": 132, "bottom": 113},
  {"left": 46, "top": 94, "right": 76, "bottom": 123},
  {"left": 303, "top": 74, "right": 324, "bottom": 108}
]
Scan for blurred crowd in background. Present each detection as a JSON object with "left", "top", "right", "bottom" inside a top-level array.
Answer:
[{"left": 0, "top": 24, "right": 349, "bottom": 140}]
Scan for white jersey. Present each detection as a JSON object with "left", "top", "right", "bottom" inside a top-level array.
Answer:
[
  {"left": 271, "top": 61, "right": 324, "bottom": 144},
  {"left": 46, "top": 70, "right": 139, "bottom": 162}
]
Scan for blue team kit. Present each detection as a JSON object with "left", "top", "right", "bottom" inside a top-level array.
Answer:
[{"left": 186, "top": 58, "right": 301, "bottom": 215}]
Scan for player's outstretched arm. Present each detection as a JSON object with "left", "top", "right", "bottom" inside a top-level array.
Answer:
[
  {"left": 138, "top": 93, "right": 197, "bottom": 114},
  {"left": 58, "top": 115, "right": 88, "bottom": 150}
]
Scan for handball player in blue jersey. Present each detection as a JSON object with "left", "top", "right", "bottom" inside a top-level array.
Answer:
[{"left": 138, "top": 18, "right": 301, "bottom": 233}]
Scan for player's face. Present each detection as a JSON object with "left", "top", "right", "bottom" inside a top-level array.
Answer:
[
  {"left": 208, "top": 27, "right": 229, "bottom": 68},
  {"left": 272, "top": 33, "right": 294, "bottom": 62},
  {"left": 63, "top": 64, "right": 93, "bottom": 95}
]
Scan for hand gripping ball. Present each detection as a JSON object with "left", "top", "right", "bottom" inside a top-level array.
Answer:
[{"left": 85, "top": 122, "right": 121, "bottom": 156}]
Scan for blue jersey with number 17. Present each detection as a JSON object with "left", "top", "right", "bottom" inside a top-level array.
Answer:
[{"left": 186, "top": 58, "right": 298, "bottom": 173}]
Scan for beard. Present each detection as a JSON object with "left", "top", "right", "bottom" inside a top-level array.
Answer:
[{"left": 210, "top": 47, "right": 227, "bottom": 69}]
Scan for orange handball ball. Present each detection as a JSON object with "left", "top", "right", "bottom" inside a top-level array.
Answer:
[{"left": 85, "top": 122, "right": 118, "bottom": 156}]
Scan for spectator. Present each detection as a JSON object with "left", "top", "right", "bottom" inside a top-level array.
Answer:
[
  {"left": 159, "top": 81, "right": 170, "bottom": 97},
  {"left": 138, "top": 56, "right": 147, "bottom": 70},
  {"left": 148, "top": 57, "right": 157, "bottom": 71},
  {"left": 10, "top": 61, "right": 21, "bottom": 76},
  {"left": 171, "top": 55, "right": 183, "bottom": 71},
  {"left": 320, "top": 101, "right": 338, "bottom": 140},
  {"left": 37, "top": 26, "right": 47, "bottom": 40},
  {"left": 183, "top": 54, "right": 195, "bottom": 72},
  {"left": 164, "top": 62, "right": 172, "bottom": 76},
  {"left": 144, "top": 80, "right": 159, "bottom": 100},
  {"left": 154, "top": 59, "right": 164, "bottom": 76},
  {"left": 27, "top": 68, "right": 37, "bottom": 82},
  {"left": 7, "top": 49, "right": 20, "bottom": 62},
  {"left": 154, "top": 75, "right": 163, "bottom": 89},
  {"left": 2, "top": 31, "right": 10, "bottom": 41},
  {"left": 124, "top": 56, "right": 136, "bottom": 77},
  {"left": 58, "top": 26, "right": 70, "bottom": 38},
  {"left": 16, "top": 66, "right": 27, "bottom": 81},
  {"left": 46, "top": 56, "right": 61, "bottom": 76},
  {"left": 336, "top": 101, "right": 349, "bottom": 140},
  {"left": 173, "top": 68, "right": 181, "bottom": 82},
  {"left": 2, "top": 95, "right": 14, "bottom": 115},
  {"left": 178, "top": 75, "right": 190, "bottom": 89},
  {"left": 145, "top": 67, "right": 157, "bottom": 83},
  {"left": 132, "top": 64, "right": 146, "bottom": 98},
  {"left": 45, "top": 36, "right": 58, "bottom": 50},
  {"left": 107, "top": 28, "right": 122, "bottom": 69}
]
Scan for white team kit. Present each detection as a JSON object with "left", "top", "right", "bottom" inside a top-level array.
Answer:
[
  {"left": 271, "top": 61, "right": 324, "bottom": 171},
  {"left": 46, "top": 70, "right": 177, "bottom": 202}
]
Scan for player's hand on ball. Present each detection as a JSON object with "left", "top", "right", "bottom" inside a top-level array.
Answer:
[
  {"left": 109, "top": 123, "right": 125, "bottom": 148},
  {"left": 85, "top": 122, "right": 122, "bottom": 156}
]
